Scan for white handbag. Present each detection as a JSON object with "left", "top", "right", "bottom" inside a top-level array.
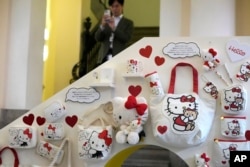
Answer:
[
  {"left": 145, "top": 62, "right": 216, "bottom": 148},
  {"left": 78, "top": 116, "right": 113, "bottom": 160}
]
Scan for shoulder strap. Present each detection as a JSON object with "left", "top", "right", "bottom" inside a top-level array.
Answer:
[
  {"left": 49, "top": 138, "right": 71, "bottom": 167},
  {"left": 168, "top": 62, "right": 199, "bottom": 94},
  {"left": 0, "top": 146, "right": 19, "bottom": 167}
]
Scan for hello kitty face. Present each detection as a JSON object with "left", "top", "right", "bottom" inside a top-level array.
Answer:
[
  {"left": 223, "top": 144, "right": 237, "bottom": 159},
  {"left": 89, "top": 131, "right": 108, "bottom": 152},
  {"left": 44, "top": 101, "right": 66, "bottom": 122},
  {"left": 227, "top": 122, "right": 235, "bottom": 130},
  {"left": 166, "top": 95, "right": 197, "bottom": 115},
  {"left": 18, "top": 128, "right": 32, "bottom": 143},
  {"left": 112, "top": 96, "right": 148, "bottom": 126},
  {"left": 224, "top": 87, "right": 242, "bottom": 103},
  {"left": 240, "top": 62, "right": 250, "bottom": 74}
]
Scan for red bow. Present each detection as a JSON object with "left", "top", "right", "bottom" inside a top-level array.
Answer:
[
  {"left": 150, "top": 82, "right": 157, "bottom": 87},
  {"left": 200, "top": 153, "right": 210, "bottom": 162},
  {"left": 43, "top": 142, "right": 52, "bottom": 152},
  {"left": 229, "top": 146, "right": 237, "bottom": 151},
  {"left": 206, "top": 82, "right": 213, "bottom": 86},
  {"left": 130, "top": 59, "right": 137, "bottom": 65},
  {"left": 125, "top": 96, "right": 147, "bottom": 116},
  {"left": 180, "top": 95, "right": 195, "bottom": 103},
  {"left": 232, "top": 120, "right": 238, "bottom": 124},
  {"left": 246, "top": 65, "right": 250, "bottom": 70},
  {"left": 232, "top": 87, "right": 241, "bottom": 93},
  {"left": 98, "top": 130, "right": 112, "bottom": 146},
  {"left": 23, "top": 128, "right": 32, "bottom": 139},
  {"left": 208, "top": 48, "right": 217, "bottom": 56},
  {"left": 48, "top": 124, "right": 56, "bottom": 132}
]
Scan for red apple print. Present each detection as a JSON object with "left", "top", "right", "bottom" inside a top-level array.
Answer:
[
  {"left": 128, "top": 85, "right": 142, "bottom": 97},
  {"left": 139, "top": 45, "right": 152, "bottom": 58}
]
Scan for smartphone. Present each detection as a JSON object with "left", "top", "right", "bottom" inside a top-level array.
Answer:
[{"left": 104, "top": 9, "right": 111, "bottom": 22}]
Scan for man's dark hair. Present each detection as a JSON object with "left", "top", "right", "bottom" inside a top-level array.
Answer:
[{"left": 108, "top": 0, "right": 124, "bottom": 6}]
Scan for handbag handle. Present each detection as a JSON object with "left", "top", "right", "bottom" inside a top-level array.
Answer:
[
  {"left": 0, "top": 146, "right": 19, "bottom": 167},
  {"left": 168, "top": 62, "right": 199, "bottom": 94}
]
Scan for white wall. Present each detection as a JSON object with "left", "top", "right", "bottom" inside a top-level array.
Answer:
[
  {"left": 4, "top": 0, "right": 46, "bottom": 109},
  {"left": 160, "top": 0, "right": 235, "bottom": 37},
  {"left": 0, "top": 0, "right": 10, "bottom": 108}
]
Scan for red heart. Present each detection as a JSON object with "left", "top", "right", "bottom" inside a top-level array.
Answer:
[
  {"left": 139, "top": 45, "right": 152, "bottom": 58},
  {"left": 157, "top": 125, "right": 167, "bottom": 134},
  {"left": 225, "top": 131, "right": 229, "bottom": 135},
  {"left": 128, "top": 85, "right": 142, "bottom": 97},
  {"left": 23, "top": 113, "right": 34, "bottom": 126},
  {"left": 224, "top": 106, "right": 229, "bottom": 110},
  {"left": 36, "top": 116, "right": 46, "bottom": 126},
  {"left": 155, "top": 56, "right": 165, "bottom": 66},
  {"left": 222, "top": 160, "right": 227, "bottom": 164},
  {"left": 245, "top": 130, "right": 250, "bottom": 140},
  {"left": 65, "top": 115, "right": 78, "bottom": 128}
]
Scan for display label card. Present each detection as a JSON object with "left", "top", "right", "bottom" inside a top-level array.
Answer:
[
  {"left": 226, "top": 39, "right": 250, "bottom": 62},
  {"left": 162, "top": 42, "right": 200, "bottom": 58},
  {"left": 65, "top": 87, "right": 100, "bottom": 103}
]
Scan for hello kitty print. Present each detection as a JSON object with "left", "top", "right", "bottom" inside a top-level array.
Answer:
[
  {"left": 8, "top": 127, "right": 37, "bottom": 148},
  {"left": 78, "top": 126, "right": 113, "bottom": 160},
  {"left": 221, "top": 85, "right": 247, "bottom": 114},
  {"left": 163, "top": 94, "right": 199, "bottom": 133},
  {"left": 220, "top": 116, "right": 246, "bottom": 138}
]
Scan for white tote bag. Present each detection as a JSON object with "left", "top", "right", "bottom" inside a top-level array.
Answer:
[{"left": 145, "top": 62, "right": 216, "bottom": 148}]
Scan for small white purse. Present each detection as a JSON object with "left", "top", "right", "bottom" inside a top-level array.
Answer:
[
  {"left": 220, "top": 116, "right": 246, "bottom": 138},
  {"left": 44, "top": 101, "right": 66, "bottom": 123},
  {"left": 220, "top": 85, "right": 247, "bottom": 115},
  {"left": 8, "top": 126, "right": 37, "bottom": 149},
  {"left": 44, "top": 123, "right": 65, "bottom": 140}
]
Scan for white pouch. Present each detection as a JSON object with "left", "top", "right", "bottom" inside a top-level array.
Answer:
[
  {"left": 220, "top": 116, "right": 246, "bottom": 138},
  {"left": 78, "top": 117, "right": 113, "bottom": 160},
  {"left": 213, "top": 138, "right": 250, "bottom": 167},
  {"left": 145, "top": 62, "right": 216, "bottom": 148},
  {"left": 44, "top": 101, "right": 66, "bottom": 123},
  {"left": 8, "top": 127, "right": 37, "bottom": 149},
  {"left": 36, "top": 140, "right": 64, "bottom": 165},
  {"left": 220, "top": 85, "right": 247, "bottom": 114},
  {"left": 44, "top": 123, "right": 65, "bottom": 140}
]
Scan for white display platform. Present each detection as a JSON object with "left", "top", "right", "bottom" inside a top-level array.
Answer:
[{"left": 0, "top": 37, "right": 250, "bottom": 167}]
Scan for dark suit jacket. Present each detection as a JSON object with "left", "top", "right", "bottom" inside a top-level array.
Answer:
[{"left": 95, "top": 17, "right": 134, "bottom": 64}]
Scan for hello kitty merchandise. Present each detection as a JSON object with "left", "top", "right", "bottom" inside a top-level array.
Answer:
[
  {"left": 201, "top": 48, "right": 220, "bottom": 71},
  {"left": 36, "top": 140, "right": 64, "bottom": 164},
  {"left": 147, "top": 63, "right": 216, "bottom": 148},
  {"left": 112, "top": 95, "right": 148, "bottom": 145},
  {"left": 8, "top": 127, "right": 37, "bottom": 148},
  {"left": 220, "top": 116, "right": 246, "bottom": 138},
  {"left": 78, "top": 125, "right": 113, "bottom": 160},
  {"left": 116, "top": 118, "right": 143, "bottom": 145},
  {"left": 220, "top": 85, "right": 247, "bottom": 114},
  {"left": 236, "top": 61, "right": 250, "bottom": 82},
  {"left": 44, "top": 101, "right": 66, "bottom": 123},
  {"left": 195, "top": 153, "right": 210, "bottom": 167}
]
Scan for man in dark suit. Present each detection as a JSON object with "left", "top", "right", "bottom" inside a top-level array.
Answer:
[{"left": 95, "top": 0, "right": 134, "bottom": 65}]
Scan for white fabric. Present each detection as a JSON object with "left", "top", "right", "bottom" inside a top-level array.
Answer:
[{"left": 150, "top": 93, "right": 216, "bottom": 148}]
